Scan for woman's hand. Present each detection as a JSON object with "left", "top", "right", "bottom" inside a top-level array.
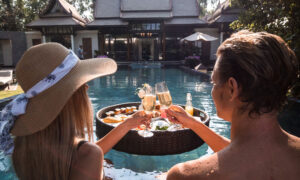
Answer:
[
  {"left": 124, "top": 111, "right": 152, "bottom": 129},
  {"left": 165, "top": 105, "right": 196, "bottom": 129}
]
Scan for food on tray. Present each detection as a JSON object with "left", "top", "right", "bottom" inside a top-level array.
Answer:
[
  {"left": 103, "top": 116, "right": 123, "bottom": 123},
  {"left": 121, "top": 108, "right": 126, "bottom": 113},
  {"left": 109, "top": 111, "right": 115, "bottom": 116},
  {"left": 115, "top": 108, "right": 121, "bottom": 115},
  {"left": 102, "top": 104, "right": 192, "bottom": 131},
  {"left": 151, "top": 120, "right": 170, "bottom": 131},
  {"left": 126, "top": 107, "right": 132, "bottom": 114},
  {"left": 136, "top": 124, "right": 146, "bottom": 130},
  {"left": 131, "top": 106, "right": 137, "bottom": 111},
  {"left": 118, "top": 114, "right": 129, "bottom": 121},
  {"left": 105, "top": 111, "right": 115, "bottom": 117}
]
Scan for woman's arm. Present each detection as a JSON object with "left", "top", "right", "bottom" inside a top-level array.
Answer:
[
  {"left": 95, "top": 111, "right": 151, "bottom": 154},
  {"left": 166, "top": 105, "right": 230, "bottom": 152}
]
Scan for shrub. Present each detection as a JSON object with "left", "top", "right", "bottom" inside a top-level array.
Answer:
[{"left": 184, "top": 56, "right": 200, "bottom": 68}]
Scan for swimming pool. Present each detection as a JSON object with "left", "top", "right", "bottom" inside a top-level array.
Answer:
[
  {"left": 88, "top": 67, "right": 231, "bottom": 179},
  {"left": 0, "top": 67, "right": 231, "bottom": 180}
]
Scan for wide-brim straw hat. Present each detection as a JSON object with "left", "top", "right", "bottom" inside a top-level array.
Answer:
[{"left": 11, "top": 43, "right": 117, "bottom": 136}]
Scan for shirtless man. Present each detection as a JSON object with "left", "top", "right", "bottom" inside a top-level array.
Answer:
[{"left": 166, "top": 31, "right": 300, "bottom": 180}]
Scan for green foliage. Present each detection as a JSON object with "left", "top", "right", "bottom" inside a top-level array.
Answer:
[
  {"left": 230, "top": 0, "right": 300, "bottom": 99},
  {"left": 65, "top": 0, "right": 94, "bottom": 20},
  {"left": 184, "top": 56, "right": 201, "bottom": 69},
  {"left": 0, "top": 0, "right": 93, "bottom": 31},
  {"left": 230, "top": 0, "right": 300, "bottom": 59},
  {"left": 198, "top": 0, "right": 220, "bottom": 17}
]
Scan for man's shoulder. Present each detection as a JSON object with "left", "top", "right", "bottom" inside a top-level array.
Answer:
[
  {"left": 167, "top": 153, "right": 220, "bottom": 180},
  {"left": 287, "top": 133, "right": 300, "bottom": 148}
]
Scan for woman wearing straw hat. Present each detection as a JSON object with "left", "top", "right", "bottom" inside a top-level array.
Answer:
[
  {"left": 0, "top": 43, "right": 150, "bottom": 180},
  {"left": 165, "top": 31, "right": 300, "bottom": 179}
]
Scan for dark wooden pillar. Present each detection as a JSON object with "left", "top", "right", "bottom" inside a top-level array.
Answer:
[
  {"left": 154, "top": 38, "right": 158, "bottom": 61},
  {"left": 127, "top": 34, "right": 131, "bottom": 61},
  {"left": 201, "top": 40, "right": 211, "bottom": 65},
  {"left": 99, "top": 33, "right": 105, "bottom": 55},
  {"left": 162, "top": 32, "right": 166, "bottom": 61},
  {"left": 108, "top": 36, "right": 111, "bottom": 52}
]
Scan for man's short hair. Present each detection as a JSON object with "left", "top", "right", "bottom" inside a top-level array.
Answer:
[{"left": 216, "top": 30, "right": 298, "bottom": 115}]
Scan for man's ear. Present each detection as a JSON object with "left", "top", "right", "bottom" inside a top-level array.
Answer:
[{"left": 227, "top": 77, "right": 239, "bottom": 101}]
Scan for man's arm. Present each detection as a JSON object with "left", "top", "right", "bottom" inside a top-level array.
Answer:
[{"left": 166, "top": 106, "right": 230, "bottom": 152}]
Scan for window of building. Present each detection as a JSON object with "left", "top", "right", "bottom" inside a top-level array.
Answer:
[
  {"left": 130, "top": 22, "right": 161, "bottom": 31},
  {"left": 32, "top": 39, "right": 41, "bottom": 46}
]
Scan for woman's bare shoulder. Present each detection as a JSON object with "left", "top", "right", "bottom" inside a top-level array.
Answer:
[
  {"left": 74, "top": 142, "right": 104, "bottom": 169},
  {"left": 70, "top": 142, "right": 104, "bottom": 180},
  {"left": 78, "top": 142, "right": 103, "bottom": 156},
  {"left": 166, "top": 153, "right": 220, "bottom": 180}
]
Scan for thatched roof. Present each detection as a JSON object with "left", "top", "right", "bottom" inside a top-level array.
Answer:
[{"left": 27, "top": 0, "right": 86, "bottom": 27}]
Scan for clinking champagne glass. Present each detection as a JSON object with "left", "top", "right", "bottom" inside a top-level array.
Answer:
[
  {"left": 138, "top": 85, "right": 155, "bottom": 137},
  {"left": 155, "top": 82, "right": 180, "bottom": 131},
  {"left": 155, "top": 81, "right": 172, "bottom": 109}
]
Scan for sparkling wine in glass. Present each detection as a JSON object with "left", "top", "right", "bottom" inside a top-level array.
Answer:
[
  {"left": 155, "top": 81, "right": 172, "bottom": 109},
  {"left": 156, "top": 91, "right": 172, "bottom": 108},
  {"left": 155, "top": 82, "right": 180, "bottom": 130},
  {"left": 138, "top": 85, "right": 155, "bottom": 137},
  {"left": 142, "top": 94, "right": 156, "bottom": 113}
]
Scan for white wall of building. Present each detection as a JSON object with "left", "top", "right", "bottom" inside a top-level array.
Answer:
[
  {"left": 25, "top": 31, "right": 42, "bottom": 48},
  {"left": 0, "top": 40, "right": 13, "bottom": 66},
  {"left": 74, "top": 30, "right": 99, "bottom": 57},
  {"left": 195, "top": 28, "right": 220, "bottom": 61}
]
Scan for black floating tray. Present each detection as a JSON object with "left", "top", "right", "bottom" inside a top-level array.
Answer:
[{"left": 96, "top": 102, "right": 210, "bottom": 155}]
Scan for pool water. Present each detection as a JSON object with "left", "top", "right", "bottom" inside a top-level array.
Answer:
[
  {"left": 0, "top": 67, "right": 231, "bottom": 180},
  {"left": 88, "top": 67, "right": 231, "bottom": 179}
]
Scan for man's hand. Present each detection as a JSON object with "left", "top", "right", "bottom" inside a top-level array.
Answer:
[{"left": 165, "top": 105, "right": 196, "bottom": 129}]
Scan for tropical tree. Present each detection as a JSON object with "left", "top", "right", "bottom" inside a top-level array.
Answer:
[
  {"left": 230, "top": 0, "right": 300, "bottom": 58},
  {"left": 0, "top": 0, "right": 93, "bottom": 31},
  {"left": 230, "top": 0, "right": 300, "bottom": 98},
  {"left": 198, "top": 0, "right": 220, "bottom": 17}
]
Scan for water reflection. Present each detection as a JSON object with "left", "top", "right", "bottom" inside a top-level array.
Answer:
[{"left": 87, "top": 67, "right": 231, "bottom": 179}]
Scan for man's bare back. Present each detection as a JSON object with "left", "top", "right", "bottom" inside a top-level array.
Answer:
[{"left": 167, "top": 133, "right": 300, "bottom": 180}]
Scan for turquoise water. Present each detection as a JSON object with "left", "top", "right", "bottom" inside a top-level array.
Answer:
[
  {"left": 0, "top": 67, "right": 231, "bottom": 180},
  {"left": 88, "top": 67, "right": 231, "bottom": 179}
]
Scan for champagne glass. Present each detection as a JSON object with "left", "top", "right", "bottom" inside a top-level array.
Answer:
[
  {"left": 155, "top": 82, "right": 180, "bottom": 131},
  {"left": 155, "top": 81, "right": 172, "bottom": 115},
  {"left": 138, "top": 85, "right": 155, "bottom": 137}
]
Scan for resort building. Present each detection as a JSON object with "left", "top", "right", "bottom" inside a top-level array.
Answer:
[
  {"left": 1, "top": 0, "right": 241, "bottom": 66},
  {"left": 88, "top": 0, "right": 206, "bottom": 61}
]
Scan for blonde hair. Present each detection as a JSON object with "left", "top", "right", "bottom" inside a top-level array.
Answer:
[{"left": 12, "top": 85, "right": 93, "bottom": 180}]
